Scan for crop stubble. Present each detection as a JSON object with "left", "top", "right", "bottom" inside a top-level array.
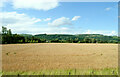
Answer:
[{"left": 2, "top": 43, "right": 118, "bottom": 72}]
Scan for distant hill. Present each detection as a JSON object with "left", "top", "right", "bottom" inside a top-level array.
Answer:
[
  {"left": 32, "top": 34, "right": 118, "bottom": 43},
  {"left": 19, "top": 34, "right": 33, "bottom": 37},
  {"left": 2, "top": 26, "right": 119, "bottom": 44}
]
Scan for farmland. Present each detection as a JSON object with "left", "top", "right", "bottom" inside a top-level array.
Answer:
[{"left": 2, "top": 43, "right": 118, "bottom": 75}]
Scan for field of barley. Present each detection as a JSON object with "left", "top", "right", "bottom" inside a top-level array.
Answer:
[{"left": 2, "top": 43, "right": 118, "bottom": 75}]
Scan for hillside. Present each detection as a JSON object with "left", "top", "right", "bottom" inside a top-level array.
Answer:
[
  {"left": 20, "top": 34, "right": 118, "bottom": 43},
  {"left": 2, "top": 26, "right": 119, "bottom": 44}
]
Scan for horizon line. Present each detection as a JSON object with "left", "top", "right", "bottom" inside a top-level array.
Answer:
[{"left": 17, "top": 33, "right": 118, "bottom": 36}]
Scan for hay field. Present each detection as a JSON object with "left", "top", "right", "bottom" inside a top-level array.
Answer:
[{"left": 2, "top": 43, "right": 118, "bottom": 75}]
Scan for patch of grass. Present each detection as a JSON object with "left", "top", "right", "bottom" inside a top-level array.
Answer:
[
  {"left": 2, "top": 68, "right": 118, "bottom": 75},
  {"left": 6, "top": 52, "right": 10, "bottom": 55},
  {"left": 101, "top": 53, "right": 103, "bottom": 56},
  {"left": 0, "top": 71, "right": 2, "bottom": 76},
  {"left": 14, "top": 52, "right": 16, "bottom": 54}
]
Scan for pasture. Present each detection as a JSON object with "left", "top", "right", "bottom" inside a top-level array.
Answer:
[{"left": 2, "top": 43, "right": 118, "bottom": 75}]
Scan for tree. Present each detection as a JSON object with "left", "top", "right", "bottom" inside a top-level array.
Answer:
[
  {"left": 84, "top": 38, "right": 90, "bottom": 43},
  {"left": 2, "top": 26, "right": 7, "bottom": 34},
  {"left": 38, "top": 39, "right": 41, "bottom": 43},
  {"left": 7, "top": 29, "right": 12, "bottom": 35},
  {"left": 91, "top": 38, "right": 96, "bottom": 43},
  {"left": 32, "top": 36, "right": 34, "bottom": 42}
]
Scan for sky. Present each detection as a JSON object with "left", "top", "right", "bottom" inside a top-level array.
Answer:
[{"left": 0, "top": 0, "right": 118, "bottom": 36}]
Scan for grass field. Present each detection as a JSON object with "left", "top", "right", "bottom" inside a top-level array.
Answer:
[{"left": 2, "top": 43, "right": 118, "bottom": 75}]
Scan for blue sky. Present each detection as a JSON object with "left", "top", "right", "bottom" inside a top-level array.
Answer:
[{"left": 0, "top": 0, "right": 118, "bottom": 36}]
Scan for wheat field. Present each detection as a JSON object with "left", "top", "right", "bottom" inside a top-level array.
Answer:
[{"left": 2, "top": 43, "right": 118, "bottom": 75}]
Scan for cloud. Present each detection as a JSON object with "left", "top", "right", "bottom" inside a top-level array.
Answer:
[
  {"left": 61, "top": 27, "right": 69, "bottom": 30},
  {"left": 72, "top": 16, "right": 81, "bottom": 21},
  {"left": 0, "top": 0, "right": 10, "bottom": 7},
  {"left": 48, "top": 17, "right": 72, "bottom": 27},
  {"left": 111, "top": 31, "right": 117, "bottom": 35},
  {"left": 59, "top": 0, "right": 119, "bottom": 2},
  {"left": 11, "top": 0, "right": 59, "bottom": 10},
  {"left": 0, "top": 12, "right": 42, "bottom": 33},
  {"left": 0, "top": 0, "right": 4, "bottom": 7},
  {"left": 105, "top": 8, "right": 111, "bottom": 11},
  {"left": 0, "top": 12, "right": 71, "bottom": 34},
  {"left": 83, "top": 30, "right": 117, "bottom": 36},
  {"left": 1, "top": 12, "right": 41, "bottom": 25},
  {"left": 0, "top": 0, "right": 59, "bottom": 11},
  {"left": 34, "top": 19, "right": 41, "bottom": 22},
  {"left": 44, "top": 18, "right": 51, "bottom": 21}
]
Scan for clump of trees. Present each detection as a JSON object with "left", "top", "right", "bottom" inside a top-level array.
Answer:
[
  {"left": 1, "top": 26, "right": 119, "bottom": 44},
  {"left": 1, "top": 26, "right": 48, "bottom": 44},
  {"left": 2, "top": 26, "right": 25, "bottom": 44}
]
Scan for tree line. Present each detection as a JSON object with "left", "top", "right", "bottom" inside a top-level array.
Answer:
[{"left": 1, "top": 26, "right": 119, "bottom": 44}]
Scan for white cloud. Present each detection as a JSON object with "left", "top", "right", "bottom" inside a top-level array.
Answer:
[
  {"left": 84, "top": 30, "right": 92, "bottom": 34},
  {"left": 61, "top": 27, "right": 69, "bottom": 30},
  {"left": 44, "top": 18, "right": 51, "bottom": 21},
  {"left": 1, "top": 12, "right": 41, "bottom": 25},
  {"left": 1, "top": 12, "right": 117, "bottom": 36},
  {"left": 0, "top": 0, "right": 9, "bottom": 7},
  {"left": 0, "top": 12, "right": 72, "bottom": 34},
  {"left": 0, "top": 0, "right": 4, "bottom": 7},
  {"left": 34, "top": 19, "right": 41, "bottom": 23},
  {"left": 48, "top": 17, "right": 72, "bottom": 27},
  {"left": 12, "top": 0, "right": 59, "bottom": 10},
  {"left": 0, "top": 12, "right": 42, "bottom": 33},
  {"left": 105, "top": 8, "right": 111, "bottom": 11},
  {"left": 0, "top": 0, "right": 59, "bottom": 10},
  {"left": 83, "top": 30, "right": 117, "bottom": 36},
  {"left": 59, "top": 0, "right": 119, "bottom": 2},
  {"left": 111, "top": 31, "right": 117, "bottom": 35},
  {"left": 72, "top": 16, "right": 81, "bottom": 21},
  {"left": 44, "top": 27, "right": 70, "bottom": 34}
]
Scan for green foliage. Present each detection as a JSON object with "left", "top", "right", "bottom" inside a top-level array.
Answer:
[
  {"left": 1, "top": 26, "right": 119, "bottom": 44},
  {"left": 34, "top": 34, "right": 118, "bottom": 43},
  {"left": 2, "top": 26, "right": 25, "bottom": 44},
  {"left": 2, "top": 68, "right": 118, "bottom": 75}
]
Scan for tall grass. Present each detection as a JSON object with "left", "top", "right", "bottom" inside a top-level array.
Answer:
[{"left": 2, "top": 68, "right": 118, "bottom": 75}]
